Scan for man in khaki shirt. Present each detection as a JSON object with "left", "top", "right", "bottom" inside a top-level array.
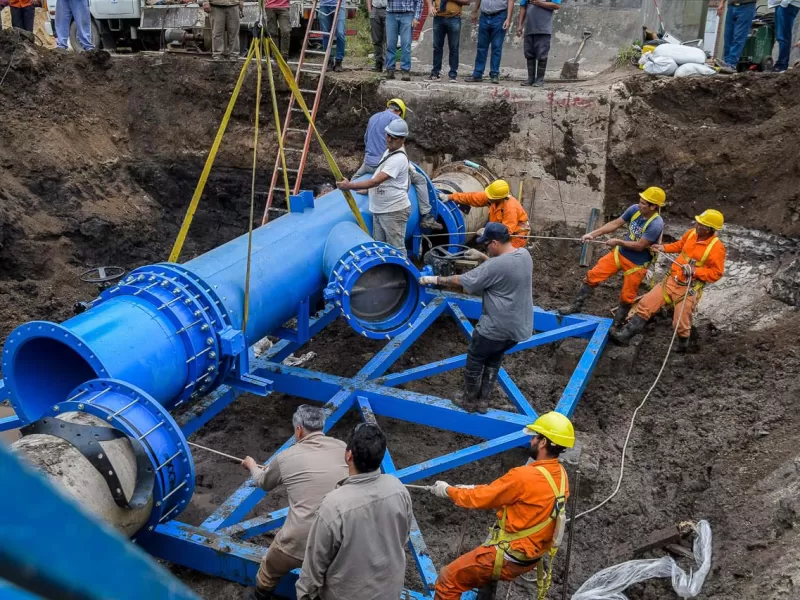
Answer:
[
  {"left": 296, "top": 423, "right": 413, "bottom": 600},
  {"left": 241, "top": 405, "right": 348, "bottom": 600}
]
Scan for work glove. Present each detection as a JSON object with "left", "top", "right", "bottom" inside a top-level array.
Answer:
[
  {"left": 464, "top": 249, "right": 487, "bottom": 262},
  {"left": 431, "top": 481, "right": 451, "bottom": 498},
  {"left": 438, "top": 191, "right": 450, "bottom": 202},
  {"left": 476, "top": 227, "right": 485, "bottom": 238},
  {"left": 418, "top": 276, "right": 439, "bottom": 286}
]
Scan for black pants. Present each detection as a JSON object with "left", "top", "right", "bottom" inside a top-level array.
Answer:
[
  {"left": 466, "top": 331, "right": 516, "bottom": 370},
  {"left": 523, "top": 33, "right": 551, "bottom": 61},
  {"left": 11, "top": 5, "right": 36, "bottom": 32}
]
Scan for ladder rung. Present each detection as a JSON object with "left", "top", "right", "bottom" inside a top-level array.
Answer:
[
  {"left": 291, "top": 106, "right": 306, "bottom": 112},
  {"left": 305, "top": 49, "right": 327, "bottom": 55},
  {"left": 286, "top": 127, "right": 306, "bottom": 133},
  {"left": 269, "top": 208, "right": 289, "bottom": 214},
  {"left": 309, "top": 30, "right": 331, "bottom": 36},
  {"left": 299, "top": 88, "right": 318, "bottom": 94},
  {"left": 278, "top": 167, "right": 300, "bottom": 173}
]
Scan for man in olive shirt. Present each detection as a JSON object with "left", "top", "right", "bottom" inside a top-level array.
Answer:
[
  {"left": 420, "top": 222, "right": 533, "bottom": 412},
  {"left": 296, "top": 424, "right": 413, "bottom": 600},
  {"left": 241, "top": 405, "right": 348, "bottom": 600}
]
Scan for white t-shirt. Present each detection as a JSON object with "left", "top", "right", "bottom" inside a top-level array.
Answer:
[{"left": 368, "top": 148, "right": 411, "bottom": 214}]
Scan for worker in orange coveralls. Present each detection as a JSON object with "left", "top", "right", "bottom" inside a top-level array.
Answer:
[
  {"left": 438, "top": 179, "right": 530, "bottom": 249},
  {"left": 612, "top": 209, "right": 726, "bottom": 353},
  {"left": 559, "top": 186, "right": 666, "bottom": 326},
  {"left": 429, "top": 411, "right": 572, "bottom": 599}
]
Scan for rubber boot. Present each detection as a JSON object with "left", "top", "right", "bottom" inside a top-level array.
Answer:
[
  {"left": 420, "top": 214, "right": 444, "bottom": 230},
  {"left": 520, "top": 58, "right": 536, "bottom": 86},
  {"left": 610, "top": 315, "right": 646, "bottom": 346},
  {"left": 333, "top": 60, "right": 343, "bottom": 72},
  {"left": 675, "top": 336, "right": 690, "bottom": 354},
  {"left": 558, "top": 283, "right": 593, "bottom": 316},
  {"left": 533, "top": 59, "right": 547, "bottom": 87},
  {"left": 476, "top": 581, "right": 498, "bottom": 600},
  {"left": 476, "top": 367, "right": 500, "bottom": 414},
  {"left": 461, "top": 360, "right": 484, "bottom": 412},
  {"left": 613, "top": 302, "right": 633, "bottom": 328}
]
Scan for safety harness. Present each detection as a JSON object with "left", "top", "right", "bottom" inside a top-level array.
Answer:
[
  {"left": 483, "top": 465, "right": 567, "bottom": 599},
  {"left": 613, "top": 210, "right": 659, "bottom": 275},
  {"left": 664, "top": 231, "right": 719, "bottom": 305}
]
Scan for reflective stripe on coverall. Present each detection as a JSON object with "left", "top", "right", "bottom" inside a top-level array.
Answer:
[{"left": 449, "top": 192, "right": 531, "bottom": 249}]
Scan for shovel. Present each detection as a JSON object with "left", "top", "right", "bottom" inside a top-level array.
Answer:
[{"left": 561, "top": 30, "right": 592, "bottom": 79}]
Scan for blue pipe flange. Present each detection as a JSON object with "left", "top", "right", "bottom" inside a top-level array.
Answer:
[
  {"left": 41, "top": 378, "right": 195, "bottom": 538},
  {"left": 324, "top": 242, "right": 423, "bottom": 340},
  {"left": 98, "top": 264, "right": 229, "bottom": 406},
  {"left": 431, "top": 196, "right": 467, "bottom": 248}
]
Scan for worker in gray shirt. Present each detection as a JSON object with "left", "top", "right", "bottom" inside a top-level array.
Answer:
[
  {"left": 295, "top": 423, "right": 413, "bottom": 600},
  {"left": 517, "top": 0, "right": 562, "bottom": 87},
  {"left": 241, "top": 405, "right": 348, "bottom": 600},
  {"left": 419, "top": 222, "right": 533, "bottom": 412}
]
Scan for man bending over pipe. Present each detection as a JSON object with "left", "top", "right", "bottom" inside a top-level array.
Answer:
[
  {"left": 419, "top": 222, "right": 533, "bottom": 413},
  {"left": 241, "top": 405, "right": 348, "bottom": 600},
  {"left": 428, "top": 412, "right": 572, "bottom": 599},
  {"left": 354, "top": 98, "right": 442, "bottom": 230},
  {"left": 296, "top": 423, "right": 412, "bottom": 600}
]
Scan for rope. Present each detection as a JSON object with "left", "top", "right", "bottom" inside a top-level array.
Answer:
[
  {"left": 570, "top": 272, "right": 693, "bottom": 522},
  {"left": 187, "top": 441, "right": 245, "bottom": 463},
  {"left": 168, "top": 43, "right": 257, "bottom": 263}
]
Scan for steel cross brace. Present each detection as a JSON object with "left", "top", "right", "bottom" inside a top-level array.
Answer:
[{"left": 140, "top": 293, "right": 609, "bottom": 599}]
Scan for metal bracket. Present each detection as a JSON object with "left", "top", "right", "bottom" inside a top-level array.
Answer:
[
  {"left": 21, "top": 417, "right": 154, "bottom": 509},
  {"left": 225, "top": 349, "right": 273, "bottom": 396}
]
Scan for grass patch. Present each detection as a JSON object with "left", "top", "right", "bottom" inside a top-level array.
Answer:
[{"left": 348, "top": 6, "right": 374, "bottom": 59}]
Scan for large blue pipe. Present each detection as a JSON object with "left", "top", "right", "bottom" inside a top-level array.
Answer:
[{"left": 2, "top": 176, "right": 440, "bottom": 425}]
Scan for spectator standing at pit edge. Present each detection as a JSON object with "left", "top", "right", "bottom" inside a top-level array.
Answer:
[
  {"left": 368, "top": 0, "right": 388, "bottom": 72},
  {"left": 265, "top": 0, "right": 291, "bottom": 60},
  {"left": 385, "top": 0, "right": 424, "bottom": 81},
  {"left": 428, "top": 0, "right": 470, "bottom": 82},
  {"left": 716, "top": 0, "right": 758, "bottom": 70},
  {"left": 9, "top": 0, "right": 38, "bottom": 33},
  {"left": 55, "top": 0, "right": 95, "bottom": 51},
  {"left": 465, "top": 0, "right": 515, "bottom": 84},
  {"left": 318, "top": 0, "right": 347, "bottom": 72},
  {"left": 516, "top": 0, "right": 561, "bottom": 87},
  {"left": 769, "top": 0, "right": 800, "bottom": 72},
  {"left": 203, "top": 0, "right": 244, "bottom": 61}
]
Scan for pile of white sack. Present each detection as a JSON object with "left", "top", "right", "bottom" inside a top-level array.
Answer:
[{"left": 639, "top": 44, "right": 717, "bottom": 78}]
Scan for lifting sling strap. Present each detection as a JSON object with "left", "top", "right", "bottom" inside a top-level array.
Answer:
[
  {"left": 664, "top": 232, "right": 719, "bottom": 305},
  {"left": 483, "top": 465, "right": 567, "bottom": 599},
  {"left": 613, "top": 210, "right": 658, "bottom": 276}
]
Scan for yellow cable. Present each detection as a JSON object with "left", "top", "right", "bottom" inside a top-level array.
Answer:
[
  {"left": 263, "top": 37, "right": 292, "bottom": 211},
  {"left": 267, "top": 38, "right": 369, "bottom": 233},
  {"left": 168, "top": 43, "right": 257, "bottom": 263},
  {"left": 242, "top": 37, "right": 263, "bottom": 335}
]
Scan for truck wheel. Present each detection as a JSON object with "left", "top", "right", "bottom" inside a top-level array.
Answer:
[
  {"left": 759, "top": 56, "right": 774, "bottom": 72},
  {"left": 69, "top": 18, "right": 102, "bottom": 51}
]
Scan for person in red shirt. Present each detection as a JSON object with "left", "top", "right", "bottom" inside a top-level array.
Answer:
[
  {"left": 428, "top": 411, "right": 573, "bottom": 599},
  {"left": 265, "top": 0, "right": 291, "bottom": 59},
  {"left": 612, "top": 209, "right": 726, "bottom": 352}
]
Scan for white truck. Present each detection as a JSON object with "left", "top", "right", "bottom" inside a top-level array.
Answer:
[{"left": 43, "top": 0, "right": 358, "bottom": 52}]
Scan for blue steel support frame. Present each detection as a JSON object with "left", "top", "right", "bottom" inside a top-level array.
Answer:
[{"left": 7, "top": 291, "right": 607, "bottom": 599}]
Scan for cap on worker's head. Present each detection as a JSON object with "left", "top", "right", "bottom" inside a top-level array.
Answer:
[
  {"left": 387, "top": 98, "right": 408, "bottom": 119},
  {"left": 476, "top": 222, "right": 511, "bottom": 245},
  {"left": 385, "top": 118, "right": 409, "bottom": 138},
  {"left": 485, "top": 179, "right": 510, "bottom": 200},
  {"left": 523, "top": 411, "right": 575, "bottom": 448},
  {"left": 695, "top": 209, "right": 724, "bottom": 231},
  {"left": 639, "top": 186, "right": 666, "bottom": 207}
]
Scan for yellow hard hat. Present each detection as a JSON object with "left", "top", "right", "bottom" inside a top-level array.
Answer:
[
  {"left": 485, "top": 179, "right": 510, "bottom": 200},
  {"left": 695, "top": 209, "right": 724, "bottom": 230},
  {"left": 639, "top": 186, "right": 666, "bottom": 207},
  {"left": 387, "top": 98, "right": 407, "bottom": 119},
  {"left": 523, "top": 412, "right": 575, "bottom": 448}
]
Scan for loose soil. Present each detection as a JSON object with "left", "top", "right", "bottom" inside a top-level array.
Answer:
[{"left": 2, "top": 32, "right": 800, "bottom": 600}]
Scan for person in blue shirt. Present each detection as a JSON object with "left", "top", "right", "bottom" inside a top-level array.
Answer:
[
  {"left": 516, "top": 0, "right": 561, "bottom": 87},
  {"left": 559, "top": 187, "right": 666, "bottom": 326},
  {"left": 353, "top": 98, "right": 442, "bottom": 230},
  {"left": 318, "top": 0, "right": 347, "bottom": 71}
]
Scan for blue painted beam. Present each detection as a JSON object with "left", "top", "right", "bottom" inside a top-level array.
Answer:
[
  {"left": 554, "top": 318, "right": 611, "bottom": 418},
  {"left": 0, "top": 444, "right": 198, "bottom": 600},
  {"left": 216, "top": 508, "right": 289, "bottom": 541},
  {"left": 177, "top": 385, "right": 238, "bottom": 438},
  {"left": 0, "top": 415, "right": 20, "bottom": 433},
  {"left": 201, "top": 389, "right": 355, "bottom": 531},
  {"left": 407, "top": 514, "right": 438, "bottom": 595},
  {"left": 393, "top": 430, "right": 531, "bottom": 483},
  {"left": 255, "top": 363, "right": 349, "bottom": 401}
]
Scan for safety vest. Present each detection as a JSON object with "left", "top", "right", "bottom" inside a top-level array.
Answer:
[
  {"left": 483, "top": 465, "right": 567, "bottom": 598},
  {"left": 613, "top": 211, "right": 659, "bottom": 275},
  {"left": 663, "top": 231, "right": 719, "bottom": 305}
]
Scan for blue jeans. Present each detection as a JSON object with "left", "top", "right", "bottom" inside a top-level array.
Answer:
[
  {"left": 317, "top": 6, "right": 346, "bottom": 62},
  {"left": 775, "top": 4, "right": 800, "bottom": 71},
  {"left": 472, "top": 10, "right": 507, "bottom": 78},
  {"left": 723, "top": 2, "right": 757, "bottom": 67},
  {"left": 385, "top": 11, "right": 414, "bottom": 72},
  {"left": 432, "top": 15, "right": 461, "bottom": 78},
  {"left": 55, "top": 0, "right": 94, "bottom": 50}
]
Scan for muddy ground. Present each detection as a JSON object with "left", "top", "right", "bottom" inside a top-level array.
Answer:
[{"left": 1, "top": 30, "right": 800, "bottom": 600}]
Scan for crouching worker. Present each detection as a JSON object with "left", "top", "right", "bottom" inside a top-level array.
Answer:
[
  {"left": 241, "top": 405, "right": 348, "bottom": 600},
  {"left": 612, "top": 209, "right": 726, "bottom": 352},
  {"left": 429, "top": 412, "right": 573, "bottom": 599},
  {"left": 419, "top": 223, "right": 533, "bottom": 413}
]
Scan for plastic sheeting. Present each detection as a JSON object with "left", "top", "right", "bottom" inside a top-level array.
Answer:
[{"left": 572, "top": 520, "right": 712, "bottom": 600}]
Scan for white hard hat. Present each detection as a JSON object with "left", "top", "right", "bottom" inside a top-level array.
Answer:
[{"left": 385, "top": 118, "right": 409, "bottom": 138}]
